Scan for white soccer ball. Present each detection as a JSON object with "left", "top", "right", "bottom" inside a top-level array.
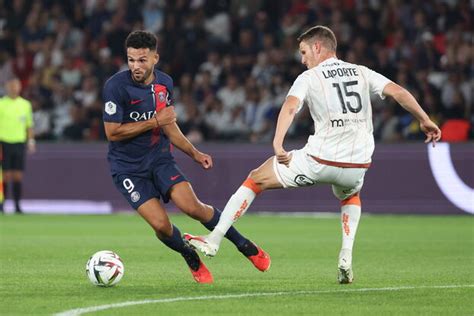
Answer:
[{"left": 86, "top": 250, "right": 124, "bottom": 287}]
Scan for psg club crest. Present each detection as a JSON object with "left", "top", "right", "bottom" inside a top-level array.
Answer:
[
  {"left": 158, "top": 91, "right": 166, "bottom": 103},
  {"left": 105, "top": 101, "right": 117, "bottom": 115}
]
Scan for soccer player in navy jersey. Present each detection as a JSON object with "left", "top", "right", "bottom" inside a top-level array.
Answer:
[{"left": 102, "top": 31, "right": 270, "bottom": 284}]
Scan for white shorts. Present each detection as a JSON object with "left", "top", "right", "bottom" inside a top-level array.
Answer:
[{"left": 272, "top": 148, "right": 367, "bottom": 201}]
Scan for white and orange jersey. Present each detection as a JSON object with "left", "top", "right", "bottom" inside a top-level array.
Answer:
[{"left": 287, "top": 57, "right": 391, "bottom": 165}]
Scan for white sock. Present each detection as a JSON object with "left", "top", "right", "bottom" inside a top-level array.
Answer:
[
  {"left": 208, "top": 185, "right": 257, "bottom": 245},
  {"left": 340, "top": 204, "right": 361, "bottom": 252}
]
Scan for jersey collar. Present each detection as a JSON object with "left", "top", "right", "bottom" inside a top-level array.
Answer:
[{"left": 320, "top": 57, "right": 338, "bottom": 66}]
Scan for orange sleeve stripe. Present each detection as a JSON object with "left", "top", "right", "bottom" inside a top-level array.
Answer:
[
  {"left": 242, "top": 178, "right": 262, "bottom": 195},
  {"left": 341, "top": 193, "right": 361, "bottom": 206}
]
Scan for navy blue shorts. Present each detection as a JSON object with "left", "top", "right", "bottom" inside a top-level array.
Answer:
[{"left": 112, "top": 160, "right": 188, "bottom": 210}]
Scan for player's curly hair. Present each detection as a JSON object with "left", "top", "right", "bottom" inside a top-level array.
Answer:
[
  {"left": 125, "top": 31, "right": 157, "bottom": 51},
  {"left": 297, "top": 25, "right": 337, "bottom": 51}
]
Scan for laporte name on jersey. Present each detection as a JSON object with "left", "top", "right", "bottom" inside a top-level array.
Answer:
[{"left": 322, "top": 67, "right": 358, "bottom": 79}]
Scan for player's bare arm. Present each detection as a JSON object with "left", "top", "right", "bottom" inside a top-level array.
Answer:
[
  {"left": 162, "top": 122, "right": 213, "bottom": 169},
  {"left": 104, "top": 106, "right": 176, "bottom": 141},
  {"left": 383, "top": 82, "right": 441, "bottom": 146},
  {"left": 272, "top": 95, "right": 300, "bottom": 166}
]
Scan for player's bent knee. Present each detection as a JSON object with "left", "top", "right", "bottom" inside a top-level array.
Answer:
[
  {"left": 247, "top": 168, "right": 260, "bottom": 180},
  {"left": 242, "top": 177, "right": 264, "bottom": 194},
  {"left": 340, "top": 192, "right": 361, "bottom": 206},
  {"left": 247, "top": 168, "right": 267, "bottom": 187},
  {"left": 246, "top": 159, "right": 277, "bottom": 191}
]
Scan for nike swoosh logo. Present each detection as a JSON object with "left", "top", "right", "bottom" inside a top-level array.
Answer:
[
  {"left": 170, "top": 175, "right": 180, "bottom": 181},
  {"left": 130, "top": 99, "right": 143, "bottom": 105}
]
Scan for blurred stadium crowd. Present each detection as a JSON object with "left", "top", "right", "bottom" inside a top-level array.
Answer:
[{"left": 0, "top": 0, "right": 472, "bottom": 143}]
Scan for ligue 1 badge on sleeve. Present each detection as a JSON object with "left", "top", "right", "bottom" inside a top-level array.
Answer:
[
  {"left": 105, "top": 101, "right": 117, "bottom": 115},
  {"left": 131, "top": 191, "right": 140, "bottom": 203}
]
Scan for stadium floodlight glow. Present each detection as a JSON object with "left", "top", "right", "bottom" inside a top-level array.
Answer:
[{"left": 428, "top": 143, "right": 474, "bottom": 214}]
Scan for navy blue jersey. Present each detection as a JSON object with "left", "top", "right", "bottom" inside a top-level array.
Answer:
[{"left": 103, "top": 69, "right": 174, "bottom": 175}]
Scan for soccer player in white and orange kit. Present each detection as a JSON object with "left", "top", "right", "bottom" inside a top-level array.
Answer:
[{"left": 185, "top": 25, "right": 441, "bottom": 284}]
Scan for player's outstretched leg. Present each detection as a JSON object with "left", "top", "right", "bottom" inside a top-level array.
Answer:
[
  {"left": 337, "top": 193, "right": 361, "bottom": 284},
  {"left": 137, "top": 199, "right": 213, "bottom": 284},
  {"left": 171, "top": 180, "right": 270, "bottom": 271},
  {"left": 185, "top": 206, "right": 270, "bottom": 272},
  {"left": 159, "top": 224, "right": 213, "bottom": 284},
  {"left": 185, "top": 178, "right": 271, "bottom": 271}
]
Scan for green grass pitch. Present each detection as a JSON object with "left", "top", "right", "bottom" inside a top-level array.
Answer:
[{"left": 0, "top": 213, "right": 473, "bottom": 315}]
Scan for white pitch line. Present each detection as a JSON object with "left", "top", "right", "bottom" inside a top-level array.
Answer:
[{"left": 54, "top": 284, "right": 474, "bottom": 316}]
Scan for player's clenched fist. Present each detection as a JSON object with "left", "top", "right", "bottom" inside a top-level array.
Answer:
[
  {"left": 193, "top": 151, "right": 213, "bottom": 169},
  {"left": 155, "top": 106, "right": 176, "bottom": 127}
]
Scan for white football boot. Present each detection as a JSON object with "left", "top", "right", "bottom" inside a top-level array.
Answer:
[
  {"left": 338, "top": 248, "right": 353, "bottom": 284},
  {"left": 183, "top": 234, "right": 219, "bottom": 257}
]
